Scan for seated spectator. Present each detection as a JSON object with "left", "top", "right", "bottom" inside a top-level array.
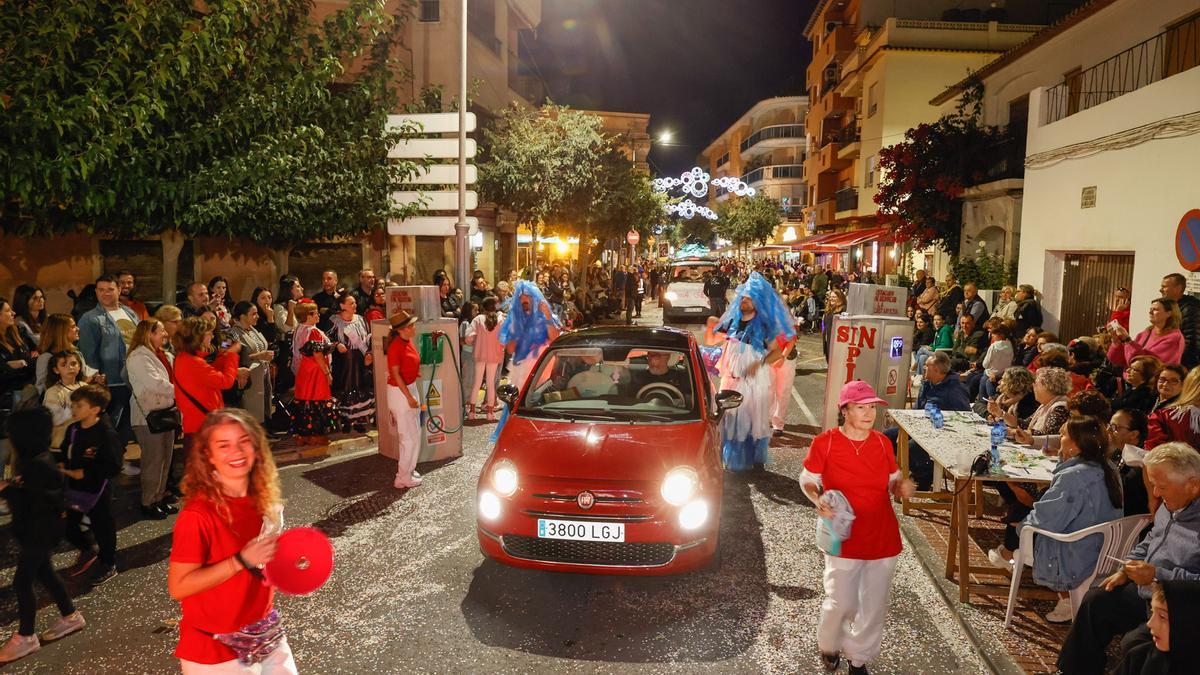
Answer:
[
  {"left": 1115, "top": 580, "right": 1200, "bottom": 675},
  {"left": 982, "top": 366, "right": 1039, "bottom": 422},
  {"left": 1015, "top": 326, "right": 1040, "bottom": 367},
  {"left": 949, "top": 314, "right": 987, "bottom": 373},
  {"left": 1110, "top": 408, "right": 1151, "bottom": 516},
  {"left": 1150, "top": 364, "right": 1185, "bottom": 414},
  {"left": 1108, "top": 298, "right": 1185, "bottom": 369},
  {"left": 988, "top": 416, "right": 1124, "bottom": 623},
  {"left": 959, "top": 282, "right": 990, "bottom": 326},
  {"left": 1146, "top": 366, "right": 1200, "bottom": 450},
  {"left": 993, "top": 285, "right": 1018, "bottom": 321},
  {"left": 1112, "top": 355, "right": 1163, "bottom": 416},
  {"left": 912, "top": 313, "right": 934, "bottom": 351},
  {"left": 915, "top": 276, "right": 939, "bottom": 317},
  {"left": 913, "top": 313, "right": 953, "bottom": 376},
  {"left": 1015, "top": 388, "right": 1112, "bottom": 456},
  {"left": 1013, "top": 284, "right": 1044, "bottom": 336},
  {"left": 885, "top": 351, "right": 968, "bottom": 490},
  {"left": 34, "top": 314, "right": 98, "bottom": 392},
  {"left": 1058, "top": 442, "right": 1200, "bottom": 674},
  {"left": 968, "top": 321, "right": 1013, "bottom": 401},
  {"left": 992, "top": 367, "right": 1072, "bottom": 523}
]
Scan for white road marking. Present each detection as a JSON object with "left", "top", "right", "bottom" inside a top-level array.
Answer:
[{"left": 792, "top": 384, "right": 817, "bottom": 425}]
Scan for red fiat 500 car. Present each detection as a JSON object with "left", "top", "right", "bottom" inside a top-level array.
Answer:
[{"left": 475, "top": 326, "right": 742, "bottom": 575}]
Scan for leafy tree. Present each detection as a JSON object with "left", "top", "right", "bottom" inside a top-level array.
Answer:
[
  {"left": 716, "top": 193, "right": 783, "bottom": 250},
  {"left": 0, "top": 0, "right": 421, "bottom": 245},
  {"left": 478, "top": 103, "right": 609, "bottom": 270},
  {"left": 873, "top": 82, "right": 1004, "bottom": 254}
]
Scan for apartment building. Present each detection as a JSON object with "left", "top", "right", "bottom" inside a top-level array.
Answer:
[
  {"left": 934, "top": 0, "right": 1200, "bottom": 339},
  {"left": 800, "top": 0, "right": 1055, "bottom": 274},
  {"left": 698, "top": 96, "right": 809, "bottom": 251}
]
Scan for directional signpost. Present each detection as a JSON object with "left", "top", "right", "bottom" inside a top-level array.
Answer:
[{"left": 387, "top": 110, "right": 478, "bottom": 288}]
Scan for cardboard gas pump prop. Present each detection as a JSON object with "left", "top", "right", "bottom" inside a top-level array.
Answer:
[
  {"left": 822, "top": 283, "right": 914, "bottom": 430},
  {"left": 370, "top": 286, "right": 464, "bottom": 462}
]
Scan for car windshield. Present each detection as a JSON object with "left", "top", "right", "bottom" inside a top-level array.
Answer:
[
  {"left": 671, "top": 264, "right": 714, "bottom": 282},
  {"left": 518, "top": 346, "right": 699, "bottom": 423}
]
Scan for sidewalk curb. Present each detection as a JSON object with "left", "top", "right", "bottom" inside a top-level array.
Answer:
[
  {"left": 898, "top": 515, "right": 1026, "bottom": 675},
  {"left": 273, "top": 432, "right": 378, "bottom": 464}
]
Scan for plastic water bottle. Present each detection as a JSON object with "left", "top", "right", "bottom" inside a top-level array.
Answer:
[
  {"left": 990, "top": 420, "right": 1007, "bottom": 473},
  {"left": 924, "top": 401, "right": 935, "bottom": 418},
  {"left": 929, "top": 403, "right": 944, "bottom": 429}
]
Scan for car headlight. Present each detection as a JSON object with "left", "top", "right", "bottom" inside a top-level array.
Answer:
[
  {"left": 491, "top": 459, "right": 518, "bottom": 497},
  {"left": 478, "top": 491, "right": 502, "bottom": 520},
  {"left": 661, "top": 466, "right": 699, "bottom": 506},
  {"left": 678, "top": 500, "right": 709, "bottom": 530},
  {"left": 665, "top": 291, "right": 678, "bottom": 302}
]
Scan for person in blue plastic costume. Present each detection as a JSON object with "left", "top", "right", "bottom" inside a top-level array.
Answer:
[
  {"left": 492, "top": 281, "right": 561, "bottom": 441},
  {"left": 713, "top": 272, "right": 795, "bottom": 471}
]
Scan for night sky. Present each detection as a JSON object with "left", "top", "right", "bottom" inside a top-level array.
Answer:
[{"left": 536, "top": 0, "right": 818, "bottom": 176}]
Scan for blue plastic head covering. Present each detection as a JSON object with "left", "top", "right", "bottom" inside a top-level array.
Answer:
[
  {"left": 716, "top": 271, "right": 796, "bottom": 351},
  {"left": 499, "top": 280, "right": 561, "bottom": 362}
]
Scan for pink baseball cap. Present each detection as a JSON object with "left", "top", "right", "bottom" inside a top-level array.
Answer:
[{"left": 838, "top": 380, "right": 888, "bottom": 407}]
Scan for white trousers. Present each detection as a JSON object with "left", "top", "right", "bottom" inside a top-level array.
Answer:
[
  {"left": 388, "top": 383, "right": 422, "bottom": 479},
  {"left": 468, "top": 361, "right": 500, "bottom": 409},
  {"left": 180, "top": 636, "right": 297, "bottom": 674},
  {"left": 817, "top": 554, "right": 899, "bottom": 665},
  {"left": 768, "top": 361, "right": 796, "bottom": 431}
]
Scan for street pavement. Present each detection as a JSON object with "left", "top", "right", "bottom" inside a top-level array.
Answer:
[{"left": 0, "top": 300, "right": 989, "bottom": 674}]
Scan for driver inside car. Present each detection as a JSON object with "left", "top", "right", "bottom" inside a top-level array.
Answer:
[{"left": 627, "top": 351, "right": 690, "bottom": 403}]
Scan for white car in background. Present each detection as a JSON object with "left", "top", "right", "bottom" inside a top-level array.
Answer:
[{"left": 661, "top": 259, "right": 718, "bottom": 323}]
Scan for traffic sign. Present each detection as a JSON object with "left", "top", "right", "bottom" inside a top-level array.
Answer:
[
  {"left": 1176, "top": 209, "right": 1200, "bottom": 272},
  {"left": 387, "top": 112, "right": 477, "bottom": 135},
  {"left": 391, "top": 191, "right": 478, "bottom": 211},
  {"left": 388, "top": 217, "right": 479, "bottom": 237},
  {"left": 406, "top": 164, "right": 478, "bottom": 185},
  {"left": 627, "top": 230, "right": 640, "bottom": 246},
  {"left": 388, "top": 138, "right": 477, "bottom": 160}
]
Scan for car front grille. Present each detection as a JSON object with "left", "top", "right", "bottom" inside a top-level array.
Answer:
[{"left": 501, "top": 535, "right": 675, "bottom": 567}]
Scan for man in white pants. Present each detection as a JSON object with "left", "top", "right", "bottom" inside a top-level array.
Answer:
[
  {"left": 768, "top": 337, "right": 797, "bottom": 434},
  {"left": 386, "top": 311, "right": 423, "bottom": 489}
]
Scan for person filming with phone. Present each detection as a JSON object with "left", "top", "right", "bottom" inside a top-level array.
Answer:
[
  {"left": 174, "top": 317, "right": 240, "bottom": 455},
  {"left": 1106, "top": 298, "right": 1185, "bottom": 369}
]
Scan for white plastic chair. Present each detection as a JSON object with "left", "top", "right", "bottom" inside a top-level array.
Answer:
[{"left": 1004, "top": 514, "right": 1149, "bottom": 629}]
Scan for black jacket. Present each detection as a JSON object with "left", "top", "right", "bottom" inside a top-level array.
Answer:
[
  {"left": 1, "top": 453, "right": 65, "bottom": 549},
  {"left": 937, "top": 284, "right": 964, "bottom": 321},
  {"left": 1013, "top": 299, "right": 1043, "bottom": 336},
  {"left": 1176, "top": 294, "right": 1200, "bottom": 368},
  {"left": 63, "top": 419, "right": 124, "bottom": 493}
]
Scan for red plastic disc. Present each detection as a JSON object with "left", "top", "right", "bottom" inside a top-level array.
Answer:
[{"left": 263, "top": 527, "right": 334, "bottom": 596}]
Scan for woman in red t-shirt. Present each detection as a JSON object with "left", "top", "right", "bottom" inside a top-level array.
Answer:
[
  {"left": 167, "top": 408, "right": 293, "bottom": 674},
  {"left": 800, "top": 381, "right": 915, "bottom": 674}
]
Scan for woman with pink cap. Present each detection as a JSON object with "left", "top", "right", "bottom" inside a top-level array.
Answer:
[{"left": 800, "top": 380, "right": 916, "bottom": 675}]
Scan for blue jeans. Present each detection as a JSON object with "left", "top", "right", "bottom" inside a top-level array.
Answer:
[{"left": 914, "top": 346, "right": 934, "bottom": 376}]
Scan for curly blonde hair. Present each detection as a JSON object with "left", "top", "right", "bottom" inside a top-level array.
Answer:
[{"left": 182, "top": 408, "right": 282, "bottom": 525}]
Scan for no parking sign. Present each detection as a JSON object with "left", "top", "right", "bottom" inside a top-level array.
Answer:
[{"left": 1175, "top": 209, "right": 1200, "bottom": 272}]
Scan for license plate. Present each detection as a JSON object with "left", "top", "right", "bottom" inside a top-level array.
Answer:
[
  {"left": 684, "top": 306, "right": 706, "bottom": 312},
  {"left": 537, "top": 519, "right": 625, "bottom": 542}
]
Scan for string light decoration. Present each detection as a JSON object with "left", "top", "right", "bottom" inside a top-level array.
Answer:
[
  {"left": 711, "top": 175, "right": 756, "bottom": 197},
  {"left": 665, "top": 198, "right": 718, "bottom": 221},
  {"left": 653, "top": 167, "right": 711, "bottom": 198}
]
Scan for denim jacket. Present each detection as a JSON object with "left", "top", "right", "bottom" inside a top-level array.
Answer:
[
  {"left": 1020, "top": 457, "right": 1123, "bottom": 591},
  {"left": 78, "top": 304, "right": 137, "bottom": 386}
]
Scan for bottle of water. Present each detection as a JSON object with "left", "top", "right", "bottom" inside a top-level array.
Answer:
[
  {"left": 924, "top": 401, "right": 935, "bottom": 418},
  {"left": 990, "top": 420, "right": 1007, "bottom": 473},
  {"left": 929, "top": 402, "right": 944, "bottom": 429}
]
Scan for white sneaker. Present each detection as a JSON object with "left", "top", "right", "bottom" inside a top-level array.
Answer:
[
  {"left": 1045, "top": 597, "right": 1074, "bottom": 623},
  {"left": 40, "top": 611, "right": 86, "bottom": 642},
  {"left": 987, "top": 548, "right": 1014, "bottom": 572},
  {"left": 411, "top": 470, "right": 421, "bottom": 480},
  {"left": 0, "top": 633, "right": 39, "bottom": 664},
  {"left": 121, "top": 462, "right": 141, "bottom": 477}
]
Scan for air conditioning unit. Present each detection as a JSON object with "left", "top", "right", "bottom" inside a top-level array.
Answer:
[{"left": 823, "top": 64, "right": 839, "bottom": 83}]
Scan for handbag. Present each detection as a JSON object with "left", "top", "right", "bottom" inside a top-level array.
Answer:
[{"left": 130, "top": 357, "right": 183, "bottom": 434}]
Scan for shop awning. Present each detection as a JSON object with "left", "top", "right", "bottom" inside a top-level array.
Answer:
[
  {"left": 811, "top": 227, "right": 900, "bottom": 252},
  {"left": 752, "top": 245, "right": 792, "bottom": 252},
  {"left": 789, "top": 233, "right": 839, "bottom": 251}
]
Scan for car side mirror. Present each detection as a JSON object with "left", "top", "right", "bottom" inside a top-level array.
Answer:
[
  {"left": 713, "top": 390, "right": 743, "bottom": 418},
  {"left": 497, "top": 384, "right": 519, "bottom": 406}
]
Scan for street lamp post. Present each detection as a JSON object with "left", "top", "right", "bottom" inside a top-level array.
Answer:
[{"left": 454, "top": 0, "right": 470, "bottom": 292}]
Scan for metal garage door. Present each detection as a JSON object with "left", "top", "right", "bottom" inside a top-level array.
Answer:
[{"left": 1059, "top": 253, "right": 1134, "bottom": 341}]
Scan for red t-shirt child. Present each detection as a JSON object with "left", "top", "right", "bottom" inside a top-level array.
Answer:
[
  {"left": 170, "top": 495, "right": 274, "bottom": 664},
  {"left": 803, "top": 428, "right": 902, "bottom": 560}
]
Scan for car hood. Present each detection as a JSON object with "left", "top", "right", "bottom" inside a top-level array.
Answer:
[{"left": 497, "top": 416, "right": 709, "bottom": 482}]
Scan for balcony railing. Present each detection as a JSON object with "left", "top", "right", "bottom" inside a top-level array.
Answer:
[
  {"left": 739, "top": 124, "right": 804, "bottom": 153},
  {"left": 835, "top": 187, "right": 858, "bottom": 213},
  {"left": 742, "top": 164, "right": 805, "bottom": 185},
  {"left": 1045, "top": 14, "right": 1198, "bottom": 124},
  {"left": 782, "top": 205, "right": 806, "bottom": 221}
]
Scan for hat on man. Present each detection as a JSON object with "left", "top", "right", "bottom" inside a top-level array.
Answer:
[
  {"left": 389, "top": 310, "right": 418, "bottom": 329},
  {"left": 837, "top": 380, "right": 888, "bottom": 407}
]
